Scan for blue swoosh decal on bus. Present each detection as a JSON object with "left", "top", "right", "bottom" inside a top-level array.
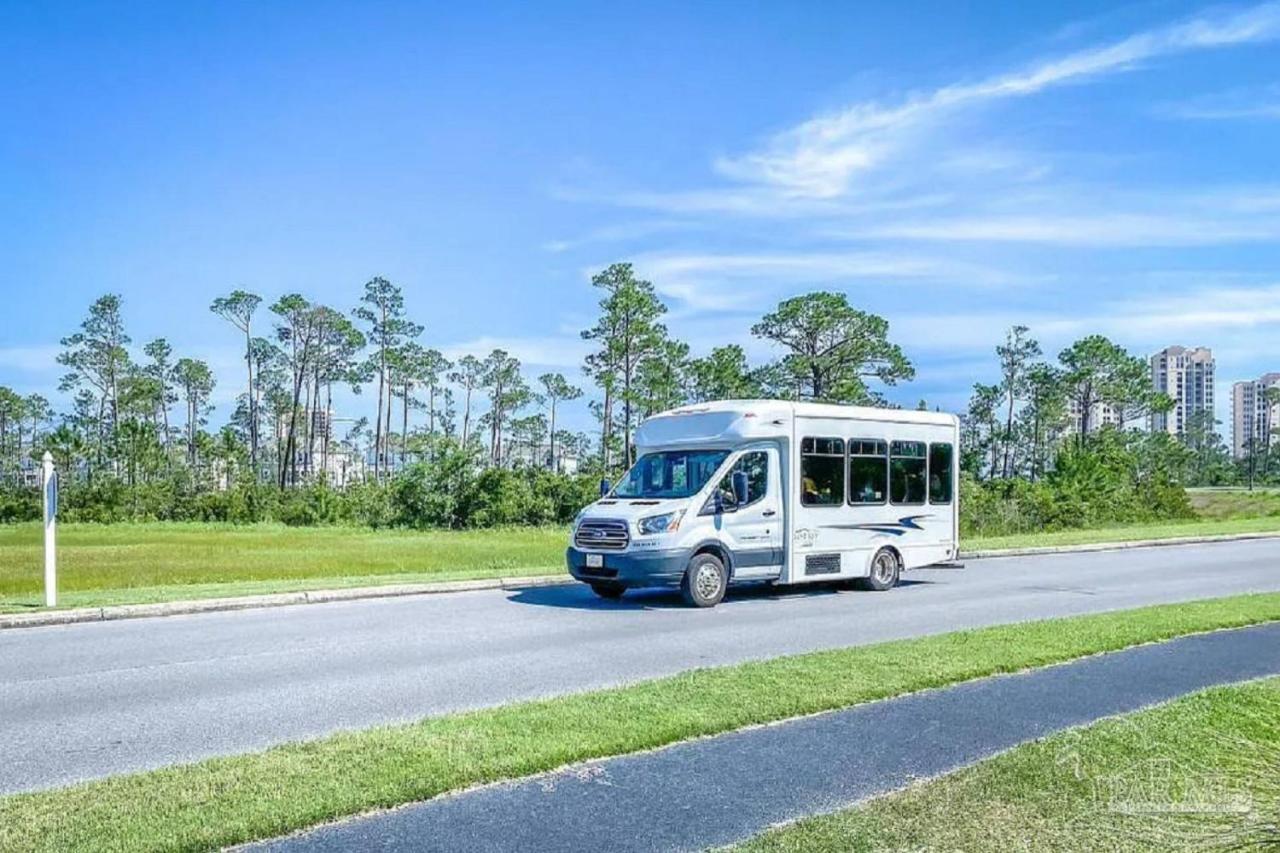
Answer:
[{"left": 822, "top": 515, "right": 933, "bottom": 536}]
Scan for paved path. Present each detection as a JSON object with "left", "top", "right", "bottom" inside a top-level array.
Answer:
[
  {"left": 252, "top": 623, "right": 1280, "bottom": 852},
  {"left": 2, "top": 539, "right": 1279, "bottom": 794}
]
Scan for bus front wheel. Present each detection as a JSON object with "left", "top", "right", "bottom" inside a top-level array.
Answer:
[{"left": 681, "top": 552, "right": 727, "bottom": 608}]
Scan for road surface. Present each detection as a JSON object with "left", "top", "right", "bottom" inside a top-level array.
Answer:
[{"left": 2, "top": 538, "right": 1279, "bottom": 794}]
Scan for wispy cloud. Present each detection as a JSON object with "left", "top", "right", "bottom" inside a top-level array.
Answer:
[
  {"left": 440, "top": 335, "right": 591, "bottom": 370},
  {"left": 714, "top": 3, "right": 1280, "bottom": 199},
  {"left": 605, "top": 186, "right": 954, "bottom": 219},
  {"left": 541, "top": 2, "right": 1280, "bottom": 406},
  {"left": 899, "top": 281, "right": 1280, "bottom": 356},
  {"left": 632, "top": 250, "right": 1012, "bottom": 284},
  {"left": 624, "top": 250, "right": 1021, "bottom": 314},
  {"left": 853, "top": 209, "right": 1280, "bottom": 246},
  {"left": 542, "top": 219, "right": 697, "bottom": 253},
  {"left": 1103, "top": 282, "right": 1280, "bottom": 332}
]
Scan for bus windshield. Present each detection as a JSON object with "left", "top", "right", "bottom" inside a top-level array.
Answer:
[{"left": 612, "top": 450, "right": 730, "bottom": 500}]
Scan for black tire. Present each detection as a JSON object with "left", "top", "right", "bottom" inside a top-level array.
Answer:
[
  {"left": 855, "top": 548, "right": 900, "bottom": 591},
  {"left": 590, "top": 582, "right": 626, "bottom": 600},
  {"left": 681, "top": 552, "right": 727, "bottom": 608}
]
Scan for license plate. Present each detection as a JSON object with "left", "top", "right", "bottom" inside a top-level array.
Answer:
[{"left": 586, "top": 554, "right": 604, "bottom": 569}]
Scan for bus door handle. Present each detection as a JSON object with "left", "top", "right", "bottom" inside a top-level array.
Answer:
[{"left": 762, "top": 509, "right": 777, "bottom": 517}]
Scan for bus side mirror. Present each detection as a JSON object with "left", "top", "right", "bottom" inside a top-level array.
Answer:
[
  {"left": 732, "top": 471, "right": 749, "bottom": 506},
  {"left": 599, "top": 479, "right": 611, "bottom": 497}
]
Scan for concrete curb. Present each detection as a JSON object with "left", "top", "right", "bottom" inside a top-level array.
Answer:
[
  {"left": 3, "top": 531, "right": 1278, "bottom": 631},
  {"left": 0, "top": 574, "right": 574, "bottom": 630}
]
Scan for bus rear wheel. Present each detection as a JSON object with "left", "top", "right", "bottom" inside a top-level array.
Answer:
[{"left": 856, "top": 548, "right": 900, "bottom": 591}]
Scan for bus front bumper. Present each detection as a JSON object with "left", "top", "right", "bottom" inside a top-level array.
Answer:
[{"left": 566, "top": 547, "right": 688, "bottom": 588}]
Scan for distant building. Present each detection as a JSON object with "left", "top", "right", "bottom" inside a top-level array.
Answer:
[
  {"left": 1232, "top": 373, "right": 1280, "bottom": 459},
  {"left": 17, "top": 458, "right": 41, "bottom": 489},
  {"left": 505, "top": 442, "right": 580, "bottom": 475},
  {"left": 310, "top": 408, "right": 332, "bottom": 444},
  {"left": 1067, "top": 396, "right": 1120, "bottom": 435},
  {"left": 1150, "top": 346, "right": 1215, "bottom": 437}
]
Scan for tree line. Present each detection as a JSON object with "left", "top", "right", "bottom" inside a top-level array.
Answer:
[
  {"left": 0, "top": 264, "right": 913, "bottom": 495},
  {"left": 0, "top": 263, "right": 1272, "bottom": 529},
  {"left": 957, "top": 326, "right": 1280, "bottom": 537},
  {"left": 961, "top": 326, "right": 1273, "bottom": 488}
]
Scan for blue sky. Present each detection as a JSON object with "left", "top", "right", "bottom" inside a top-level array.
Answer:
[{"left": 2, "top": 0, "right": 1279, "bottom": 434}]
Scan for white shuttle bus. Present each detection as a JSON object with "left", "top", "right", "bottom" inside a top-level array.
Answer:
[{"left": 567, "top": 400, "right": 960, "bottom": 607}]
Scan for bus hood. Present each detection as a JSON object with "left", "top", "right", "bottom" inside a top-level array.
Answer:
[{"left": 577, "top": 497, "right": 691, "bottom": 525}]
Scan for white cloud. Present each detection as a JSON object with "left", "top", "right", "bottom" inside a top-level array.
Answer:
[
  {"left": 624, "top": 250, "right": 1022, "bottom": 314},
  {"left": 1103, "top": 283, "right": 1280, "bottom": 333},
  {"left": 542, "top": 219, "right": 696, "bottom": 253},
  {"left": 715, "top": 3, "right": 1280, "bottom": 199},
  {"left": 898, "top": 281, "right": 1280, "bottom": 357},
  {"left": 855, "top": 210, "right": 1280, "bottom": 247},
  {"left": 440, "top": 335, "right": 591, "bottom": 370},
  {"left": 634, "top": 249, "right": 1013, "bottom": 283},
  {"left": 591, "top": 187, "right": 847, "bottom": 218}
]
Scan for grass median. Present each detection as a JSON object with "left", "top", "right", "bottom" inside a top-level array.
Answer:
[
  {"left": 0, "top": 522, "right": 567, "bottom": 612},
  {"left": 3, "top": 514, "right": 1280, "bottom": 613},
  {"left": 4, "top": 592, "right": 1280, "bottom": 852},
  {"left": 736, "top": 677, "right": 1280, "bottom": 852},
  {"left": 962, "top": 515, "right": 1280, "bottom": 551}
]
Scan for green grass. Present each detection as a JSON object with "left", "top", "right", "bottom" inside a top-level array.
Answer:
[
  {"left": 0, "top": 522, "right": 567, "bottom": 612},
  {"left": 3, "top": 514, "right": 1279, "bottom": 613},
  {"left": 964, "top": 515, "right": 1280, "bottom": 551},
  {"left": 1189, "top": 486, "right": 1280, "bottom": 521},
  {"left": 736, "top": 677, "right": 1280, "bottom": 852},
  {"left": 3, "top": 593, "right": 1280, "bottom": 852}
]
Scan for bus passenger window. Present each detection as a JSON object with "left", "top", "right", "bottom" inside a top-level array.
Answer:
[
  {"left": 848, "top": 439, "right": 887, "bottom": 505},
  {"left": 800, "top": 437, "right": 845, "bottom": 506},
  {"left": 890, "top": 440, "right": 926, "bottom": 505},
  {"left": 929, "top": 442, "right": 954, "bottom": 504}
]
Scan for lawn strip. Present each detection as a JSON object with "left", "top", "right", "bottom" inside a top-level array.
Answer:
[
  {"left": 0, "top": 522, "right": 567, "bottom": 610},
  {"left": 735, "top": 677, "right": 1280, "bottom": 852},
  {"left": 964, "top": 514, "right": 1280, "bottom": 551},
  {"left": 3, "top": 592, "right": 1280, "bottom": 852},
  {"left": 4, "top": 516, "right": 1279, "bottom": 613}
]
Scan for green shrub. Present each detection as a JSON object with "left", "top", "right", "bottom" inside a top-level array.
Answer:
[
  {"left": 0, "top": 486, "right": 39, "bottom": 523},
  {"left": 960, "top": 428, "right": 1195, "bottom": 537}
]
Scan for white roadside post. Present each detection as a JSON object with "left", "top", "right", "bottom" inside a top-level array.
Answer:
[{"left": 41, "top": 451, "right": 57, "bottom": 607}]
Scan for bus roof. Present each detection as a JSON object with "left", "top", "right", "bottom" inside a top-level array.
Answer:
[
  {"left": 634, "top": 400, "right": 958, "bottom": 450},
  {"left": 661, "top": 399, "right": 957, "bottom": 425}
]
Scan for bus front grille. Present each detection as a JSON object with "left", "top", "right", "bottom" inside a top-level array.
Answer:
[{"left": 575, "top": 519, "right": 630, "bottom": 551}]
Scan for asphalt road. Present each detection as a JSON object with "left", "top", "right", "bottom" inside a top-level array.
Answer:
[
  {"left": 252, "top": 623, "right": 1280, "bottom": 852},
  {"left": 2, "top": 538, "right": 1279, "bottom": 795}
]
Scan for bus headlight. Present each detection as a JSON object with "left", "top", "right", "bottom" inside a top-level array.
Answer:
[{"left": 638, "top": 510, "right": 684, "bottom": 535}]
